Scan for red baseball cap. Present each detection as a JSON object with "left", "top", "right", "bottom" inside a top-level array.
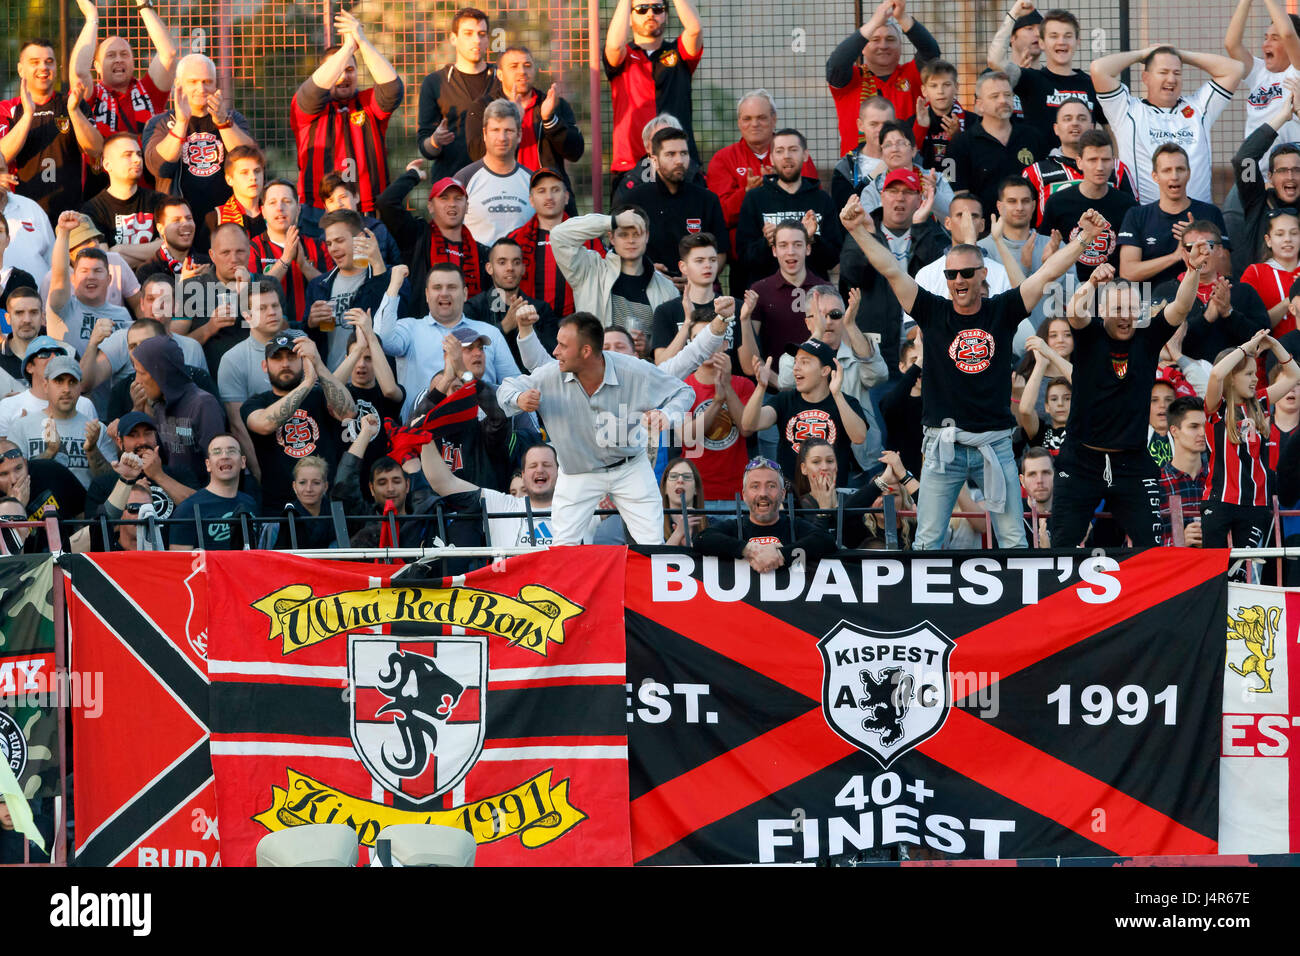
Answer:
[
  {"left": 881, "top": 168, "right": 922, "bottom": 192},
  {"left": 429, "top": 177, "right": 467, "bottom": 197}
]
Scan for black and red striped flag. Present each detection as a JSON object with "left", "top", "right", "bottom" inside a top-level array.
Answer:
[{"left": 626, "top": 548, "right": 1228, "bottom": 864}]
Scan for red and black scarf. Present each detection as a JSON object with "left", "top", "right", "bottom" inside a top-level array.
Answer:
[{"left": 428, "top": 224, "right": 482, "bottom": 297}]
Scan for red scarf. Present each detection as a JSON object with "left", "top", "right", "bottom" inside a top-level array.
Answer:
[{"left": 428, "top": 225, "right": 482, "bottom": 296}]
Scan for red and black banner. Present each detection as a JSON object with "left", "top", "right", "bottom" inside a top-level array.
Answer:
[
  {"left": 205, "top": 549, "right": 631, "bottom": 866},
  {"left": 626, "top": 549, "right": 1229, "bottom": 864},
  {"left": 64, "top": 553, "right": 218, "bottom": 867}
]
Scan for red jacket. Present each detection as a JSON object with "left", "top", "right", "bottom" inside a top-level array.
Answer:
[{"left": 706, "top": 140, "right": 818, "bottom": 252}]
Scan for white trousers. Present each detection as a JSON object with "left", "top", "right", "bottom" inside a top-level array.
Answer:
[{"left": 551, "top": 455, "right": 665, "bottom": 545}]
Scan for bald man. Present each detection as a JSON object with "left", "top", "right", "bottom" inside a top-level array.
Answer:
[{"left": 142, "top": 53, "right": 255, "bottom": 247}]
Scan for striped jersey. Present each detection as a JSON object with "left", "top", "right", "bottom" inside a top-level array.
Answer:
[
  {"left": 290, "top": 79, "right": 404, "bottom": 213},
  {"left": 248, "top": 234, "right": 330, "bottom": 324},
  {"left": 1205, "top": 400, "right": 1279, "bottom": 507}
]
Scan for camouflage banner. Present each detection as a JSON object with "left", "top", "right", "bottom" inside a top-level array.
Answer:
[{"left": 0, "top": 555, "right": 58, "bottom": 801}]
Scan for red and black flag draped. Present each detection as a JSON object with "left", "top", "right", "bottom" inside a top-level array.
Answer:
[{"left": 625, "top": 548, "right": 1228, "bottom": 864}]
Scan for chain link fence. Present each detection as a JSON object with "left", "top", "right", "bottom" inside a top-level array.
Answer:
[{"left": 0, "top": 1, "right": 1289, "bottom": 211}]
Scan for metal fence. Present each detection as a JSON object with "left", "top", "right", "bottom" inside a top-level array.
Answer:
[{"left": 3, "top": 0, "right": 1288, "bottom": 212}]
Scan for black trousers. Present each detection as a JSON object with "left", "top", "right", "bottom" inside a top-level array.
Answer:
[
  {"left": 1049, "top": 444, "right": 1164, "bottom": 548},
  {"left": 1201, "top": 502, "right": 1272, "bottom": 549}
]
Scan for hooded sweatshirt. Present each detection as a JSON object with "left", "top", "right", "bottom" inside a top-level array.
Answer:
[
  {"left": 133, "top": 336, "right": 226, "bottom": 481},
  {"left": 735, "top": 176, "right": 844, "bottom": 285}
]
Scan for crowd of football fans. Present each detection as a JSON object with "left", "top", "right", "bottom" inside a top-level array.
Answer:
[{"left": 5, "top": 0, "right": 1300, "bottom": 573}]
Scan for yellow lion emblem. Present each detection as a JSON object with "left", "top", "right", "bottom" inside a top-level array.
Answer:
[{"left": 1226, "top": 605, "right": 1281, "bottom": 693}]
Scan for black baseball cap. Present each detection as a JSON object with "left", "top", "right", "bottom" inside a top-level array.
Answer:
[
  {"left": 1012, "top": 9, "right": 1044, "bottom": 32},
  {"left": 265, "top": 329, "right": 308, "bottom": 358},
  {"left": 529, "top": 168, "right": 565, "bottom": 189},
  {"left": 785, "top": 338, "right": 837, "bottom": 368}
]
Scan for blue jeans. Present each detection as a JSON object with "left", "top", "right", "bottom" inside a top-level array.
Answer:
[{"left": 914, "top": 433, "right": 1026, "bottom": 550}]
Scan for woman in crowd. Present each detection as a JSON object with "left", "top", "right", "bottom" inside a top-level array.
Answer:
[
  {"left": 796, "top": 440, "right": 919, "bottom": 549},
  {"left": 1203, "top": 329, "right": 1300, "bottom": 549},
  {"left": 1241, "top": 209, "right": 1300, "bottom": 335},
  {"left": 276, "top": 456, "right": 335, "bottom": 549},
  {"left": 661, "top": 458, "right": 708, "bottom": 546}
]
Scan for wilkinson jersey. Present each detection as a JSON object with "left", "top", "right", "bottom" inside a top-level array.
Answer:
[{"left": 1097, "top": 81, "right": 1232, "bottom": 205}]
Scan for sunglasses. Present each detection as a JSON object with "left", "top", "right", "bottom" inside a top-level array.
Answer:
[
  {"left": 825, "top": 309, "right": 845, "bottom": 321},
  {"left": 633, "top": 3, "right": 666, "bottom": 12},
  {"left": 744, "top": 456, "right": 782, "bottom": 475},
  {"left": 943, "top": 267, "right": 981, "bottom": 279},
  {"left": 1182, "top": 239, "right": 1219, "bottom": 251},
  {"left": 1265, "top": 207, "right": 1298, "bottom": 220},
  {"left": 125, "top": 502, "right": 145, "bottom": 514},
  {"left": 0, "top": 448, "right": 23, "bottom": 461},
  {"left": 0, "top": 514, "right": 25, "bottom": 522}
]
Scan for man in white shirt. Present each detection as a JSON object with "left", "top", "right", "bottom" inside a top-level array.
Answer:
[
  {"left": 1091, "top": 43, "right": 1244, "bottom": 204},
  {"left": 0, "top": 336, "right": 97, "bottom": 439},
  {"left": 453, "top": 98, "right": 533, "bottom": 244},
  {"left": 421, "top": 440, "right": 592, "bottom": 547},
  {"left": 6, "top": 355, "right": 116, "bottom": 488},
  {"left": 0, "top": 153, "right": 55, "bottom": 279},
  {"left": 1227, "top": 0, "right": 1300, "bottom": 153}
]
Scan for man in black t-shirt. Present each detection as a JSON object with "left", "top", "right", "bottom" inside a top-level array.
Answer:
[
  {"left": 169, "top": 433, "right": 260, "bottom": 550},
  {"left": 741, "top": 338, "right": 867, "bottom": 489},
  {"left": 841, "top": 193, "right": 1102, "bottom": 550},
  {"left": 241, "top": 330, "right": 355, "bottom": 514},
  {"left": 1117, "top": 143, "right": 1229, "bottom": 288},
  {"left": 694, "top": 457, "right": 834, "bottom": 571},
  {"left": 1050, "top": 253, "right": 1208, "bottom": 549},
  {"left": 1041, "top": 130, "right": 1136, "bottom": 280},
  {"left": 81, "top": 133, "right": 163, "bottom": 247}
]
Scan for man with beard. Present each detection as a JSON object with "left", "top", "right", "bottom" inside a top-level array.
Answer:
[
  {"left": 623, "top": 126, "right": 729, "bottom": 284},
  {"left": 708, "top": 90, "right": 819, "bottom": 268},
  {"left": 242, "top": 330, "right": 355, "bottom": 512},
  {"left": 508, "top": 168, "right": 593, "bottom": 318},
  {"left": 735, "top": 128, "right": 839, "bottom": 292},
  {"left": 464, "top": 237, "right": 557, "bottom": 366},
  {"left": 85, "top": 409, "right": 196, "bottom": 525},
  {"left": 946, "top": 71, "right": 1047, "bottom": 215},
  {"left": 131, "top": 196, "right": 201, "bottom": 278},
  {"left": 6, "top": 355, "right": 116, "bottom": 489},
  {"left": 292, "top": 10, "right": 403, "bottom": 217},
  {"left": 694, "top": 458, "right": 835, "bottom": 571},
  {"left": 604, "top": 0, "right": 704, "bottom": 201},
  {"left": 422, "top": 440, "right": 579, "bottom": 547}
]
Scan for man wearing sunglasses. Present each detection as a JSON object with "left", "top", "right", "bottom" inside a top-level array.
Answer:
[
  {"left": 604, "top": 0, "right": 703, "bottom": 204},
  {"left": 1118, "top": 144, "right": 1230, "bottom": 288},
  {"left": 841, "top": 194, "right": 1105, "bottom": 550},
  {"left": 694, "top": 457, "right": 834, "bottom": 573}
]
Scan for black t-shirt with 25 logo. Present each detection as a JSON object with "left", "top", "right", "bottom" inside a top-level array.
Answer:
[
  {"left": 241, "top": 386, "right": 343, "bottom": 514},
  {"left": 911, "top": 286, "right": 1029, "bottom": 433}
]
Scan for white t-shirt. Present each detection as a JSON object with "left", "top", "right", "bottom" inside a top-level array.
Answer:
[
  {"left": 480, "top": 488, "right": 597, "bottom": 548},
  {"left": 0, "top": 387, "right": 95, "bottom": 439},
  {"left": 1098, "top": 81, "right": 1233, "bottom": 205},
  {"left": 1243, "top": 55, "right": 1300, "bottom": 166},
  {"left": 455, "top": 161, "right": 534, "bottom": 245},
  {"left": 7, "top": 409, "right": 118, "bottom": 489},
  {"left": 1, "top": 193, "right": 55, "bottom": 278}
]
